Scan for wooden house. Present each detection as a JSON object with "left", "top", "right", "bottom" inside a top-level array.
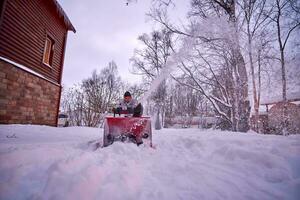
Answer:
[{"left": 0, "top": 0, "right": 75, "bottom": 126}]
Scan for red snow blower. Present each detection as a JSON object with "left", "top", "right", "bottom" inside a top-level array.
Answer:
[{"left": 102, "top": 108, "right": 152, "bottom": 147}]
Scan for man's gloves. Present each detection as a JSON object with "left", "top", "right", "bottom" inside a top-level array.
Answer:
[
  {"left": 113, "top": 107, "right": 122, "bottom": 115},
  {"left": 133, "top": 103, "right": 143, "bottom": 117},
  {"left": 113, "top": 104, "right": 143, "bottom": 116}
]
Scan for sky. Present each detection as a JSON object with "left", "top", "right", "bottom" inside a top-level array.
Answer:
[{"left": 58, "top": 0, "right": 189, "bottom": 87}]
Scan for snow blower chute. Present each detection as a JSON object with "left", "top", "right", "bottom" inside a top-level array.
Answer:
[{"left": 103, "top": 109, "right": 152, "bottom": 147}]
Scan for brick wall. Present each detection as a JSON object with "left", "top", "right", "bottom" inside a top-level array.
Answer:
[{"left": 0, "top": 59, "right": 60, "bottom": 126}]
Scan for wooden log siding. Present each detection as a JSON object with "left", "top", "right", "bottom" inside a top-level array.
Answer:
[{"left": 0, "top": 0, "right": 68, "bottom": 84}]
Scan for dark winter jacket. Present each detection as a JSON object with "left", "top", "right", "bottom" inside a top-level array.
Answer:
[{"left": 117, "top": 99, "right": 143, "bottom": 117}]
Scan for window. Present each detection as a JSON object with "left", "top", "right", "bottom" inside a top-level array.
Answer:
[
  {"left": 42, "top": 36, "right": 54, "bottom": 67},
  {"left": 0, "top": 0, "right": 7, "bottom": 25}
]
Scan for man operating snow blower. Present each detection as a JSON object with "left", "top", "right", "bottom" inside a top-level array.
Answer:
[
  {"left": 114, "top": 91, "right": 143, "bottom": 117},
  {"left": 102, "top": 91, "right": 152, "bottom": 147}
]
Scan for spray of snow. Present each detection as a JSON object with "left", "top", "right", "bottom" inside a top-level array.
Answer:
[
  {"left": 139, "top": 16, "right": 236, "bottom": 105},
  {"left": 139, "top": 60, "right": 174, "bottom": 104},
  {"left": 139, "top": 37, "right": 194, "bottom": 105}
]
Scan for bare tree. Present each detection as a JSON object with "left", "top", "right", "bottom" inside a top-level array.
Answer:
[
  {"left": 61, "top": 61, "right": 123, "bottom": 127},
  {"left": 131, "top": 29, "right": 173, "bottom": 129},
  {"left": 265, "top": 0, "right": 300, "bottom": 134},
  {"left": 61, "top": 86, "right": 85, "bottom": 126},
  {"left": 274, "top": 0, "right": 299, "bottom": 102},
  {"left": 171, "top": 82, "right": 203, "bottom": 127},
  {"left": 238, "top": 0, "right": 273, "bottom": 132},
  {"left": 128, "top": 83, "right": 147, "bottom": 101},
  {"left": 150, "top": 0, "right": 251, "bottom": 132}
]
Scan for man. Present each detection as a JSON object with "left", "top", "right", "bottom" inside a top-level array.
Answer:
[
  {"left": 115, "top": 91, "right": 143, "bottom": 117},
  {"left": 112, "top": 91, "right": 144, "bottom": 146}
]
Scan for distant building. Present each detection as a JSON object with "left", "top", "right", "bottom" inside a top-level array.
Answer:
[
  {"left": 253, "top": 96, "right": 300, "bottom": 134},
  {"left": 0, "top": 0, "right": 75, "bottom": 126}
]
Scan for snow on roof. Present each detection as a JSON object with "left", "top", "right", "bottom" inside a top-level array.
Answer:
[
  {"left": 260, "top": 91, "right": 300, "bottom": 105},
  {"left": 0, "top": 56, "right": 60, "bottom": 86},
  {"left": 51, "top": 0, "right": 76, "bottom": 33}
]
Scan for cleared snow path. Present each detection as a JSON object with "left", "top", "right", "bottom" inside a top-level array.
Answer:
[{"left": 0, "top": 125, "right": 299, "bottom": 200}]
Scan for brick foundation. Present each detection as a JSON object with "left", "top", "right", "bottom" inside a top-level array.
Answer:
[{"left": 0, "top": 59, "right": 60, "bottom": 126}]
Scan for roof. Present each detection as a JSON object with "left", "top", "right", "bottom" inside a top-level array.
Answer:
[
  {"left": 260, "top": 96, "right": 300, "bottom": 105},
  {"left": 260, "top": 88, "right": 300, "bottom": 105},
  {"left": 50, "top": 0, "right": 76, "bottom": 33}
]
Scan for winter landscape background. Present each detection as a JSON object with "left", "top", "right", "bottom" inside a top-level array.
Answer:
[
  {"left": 1, "top": 0, "right": 300, "bottom": 199},
  {"left": 59, "top": 0, "right": 300, "bottom": 135}
]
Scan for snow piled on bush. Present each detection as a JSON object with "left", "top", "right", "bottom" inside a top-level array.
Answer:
[{"left": 0, "top": 125, "right": 299, "bottom": 200}]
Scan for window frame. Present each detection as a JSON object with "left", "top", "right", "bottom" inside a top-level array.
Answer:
[
  {"left": 0, "top": 0, "right": 7, "bottom": 26},
  {"left": 42, "top": 33, "right": 55, "bottom": 68}
]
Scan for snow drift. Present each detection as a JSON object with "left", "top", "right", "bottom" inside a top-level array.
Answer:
[{"left": 0, "top": 125, "right": 299, "bottom": 200}]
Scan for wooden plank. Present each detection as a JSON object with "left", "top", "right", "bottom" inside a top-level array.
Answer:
[{"left": 0, "top": 0, "right": 68, "bottom": 83}]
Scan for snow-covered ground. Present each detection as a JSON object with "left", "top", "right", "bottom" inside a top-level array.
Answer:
[{"left": 0, "top": 125, "right": 299, "bottom": 200}]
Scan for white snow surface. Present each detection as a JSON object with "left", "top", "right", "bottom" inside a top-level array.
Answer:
[{"left": 0, "top": 125, "right": 299, "bottom": 200}]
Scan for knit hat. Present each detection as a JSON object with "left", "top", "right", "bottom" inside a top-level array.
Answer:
[{"left": 124, "top": 91, "right": 131, "bottom": 97}]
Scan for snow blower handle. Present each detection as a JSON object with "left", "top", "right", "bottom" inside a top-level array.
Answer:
[
  {"left": 113, "top": 107, "right": 130, "bottom": 117},
  {"left": 113, "top": 107, "right": 120, "bottom": 117}
]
